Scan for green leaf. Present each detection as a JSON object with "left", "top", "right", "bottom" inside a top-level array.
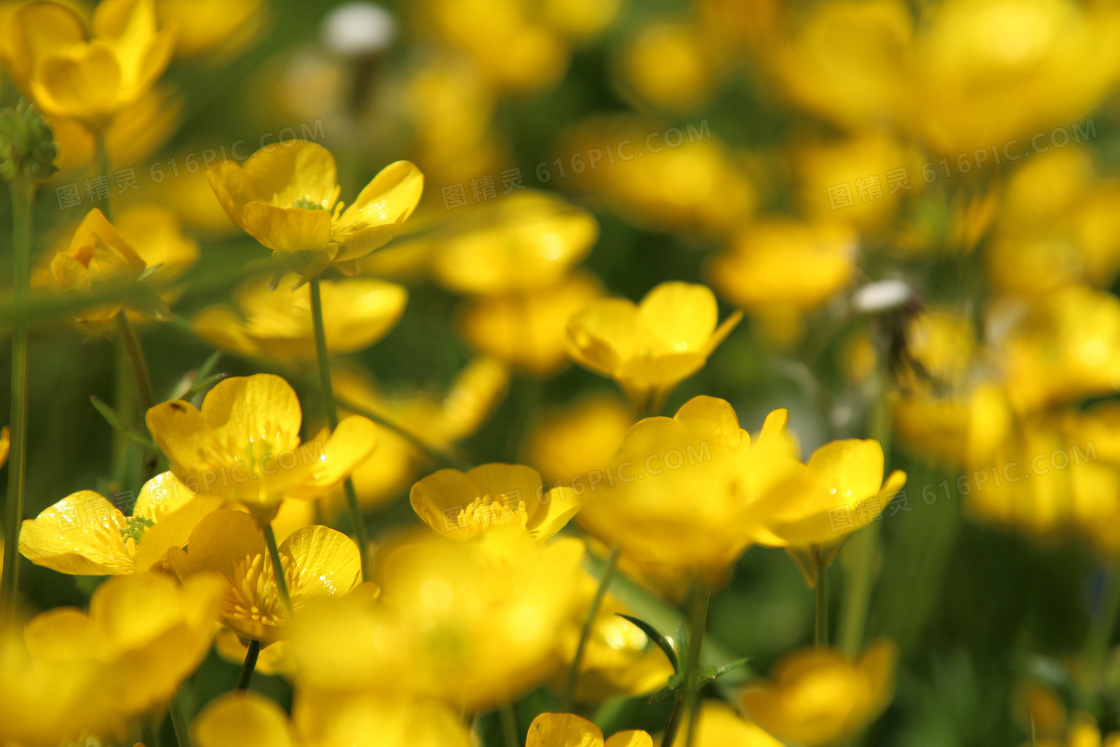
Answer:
[
  {"left": 617, "top": 613, "right": 680, "bottom": 674},
  {"left": 711, "top": 657, "right": 752, "bottom": 680},
  {"left": 648, "top": 685, "right": 675, "bottom": 705},
  {"left": 90, "top": 396, "right": 157, "bottom": 449},
  {"left": 194, "top": 351, "right": 222, "bottom": 383},
  {"left": 181, "top": 372, "right": 227, "bottom": 402}
]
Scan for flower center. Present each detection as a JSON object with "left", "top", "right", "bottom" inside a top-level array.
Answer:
[
  {"left": 120, "top": 515, "right": 155, "bottom": 546},
  {"left": 455, "top": 493, "right": 528, "bottom": 537}
]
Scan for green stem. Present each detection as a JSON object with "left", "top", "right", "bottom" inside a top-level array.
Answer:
[
  {"left": 1, "top": 179, "right": 33, "bottom": 619},
  {"left": 500, "top": 701, "right": 519, "bottom": 747},
  {"left": 236, "top": 639, "right": 261, "bottom": 690},
  {"left": 663, "top": 578, "right": 711, "bottom": 747},
  {"left": 838, "top": 525, "right": 879, "bottom": 657},
  {"left": 1085, "top": 559, "right": 1120, "bottom": 674},
  {"left": 97, "top": 131, "right": 112, "bottom": 221},
  {"left": 169, "top": 693, "right": 192, "bottom": 747},
  {"left": 263, "top": 523, "right": 293, "bottom": 614},
  {"left": 563, "top": 545, "right": 620, "bottom": 709},
  {"left": 814, "top": 550, "right": 829, "bottom": 648},
  {"left": 116, "top": 311, "right": 157, "bottom": 484},
  {"left": 309, "top": 276, "right": 370, "bottom": 582}
]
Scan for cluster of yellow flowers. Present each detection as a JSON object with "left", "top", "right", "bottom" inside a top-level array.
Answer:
[{"left": 4, "top": 0, "right": 1120, "bottom": 745}]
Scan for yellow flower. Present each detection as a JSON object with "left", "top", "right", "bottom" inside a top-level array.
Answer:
[
  {"left": 738, "top": 641, "right": 897, "bottom": 747},
  {"left": 145, "top": 373, "right": 378, "bottom": 523},
  {"left": 576, "top": 396, "right": 797, "bottom": 593},
  {"left": 707, "top": 219, "right": 856, "bottom": 344},
  {"left": 8, "top": 0, "right": 176, "bottom": 131},
  {"left": 327, "top": 359, "right": 508, "bottom": 512},
  {"left": 892, "top": 383, "right": 1011, "bottom": 469},
  {"left": 157, "top": 0, "right": 264, "bottom": 59},
  {"left": 566, "top": 282, "right": 741, "bottom": 413},
  {"left": 206, "top": 140, "right": 423, "bottom": 280},
  {"left": 521, "top": 392, "right": 633, "bottom": 486},
  {"left": 756, "top": 438, "right": 907, "bottom": 551},
  {"left": 47, "top": 207, "right": 170, "bottom": 327},
  {"left": 287, "top": 528, "right": 585, "bottom": 712},
  {"left": 1024, "top": 712, "right": 1120, "bottom": 747},
  {"left": 167, "top": 509, "right": 362, "bottom": 643},
  {"left": 19, "top": 471, "right": 219, "bottom": 576},
  {"left": 193, "top": 272, "right": 407, "bottom": 362},
  {"left": 427, "top": 191, "right": 598, "bottom": 295},
  {"left": 670, "top": 700, "right": 784, "bottom": 747},
  {"left": 527, "top": 712, "right": 652, "bottom": 747},
  {"left": 191, "top": 689, "right": 474, "bottom": 747},
  {"left": 410, "top": 463, "right": 579, "bottom": 541},
  {"left": 24, "top": 572, "right": 223, "bottom": 724},
  {"left": 619, "top": 21, "right": 713, "bottom": 111},
  {"left": 457, "top": 272, "right": 604, "bottom": 377},
  {"left": 556, "top": 589, "right": 675, "bottom": 702}
]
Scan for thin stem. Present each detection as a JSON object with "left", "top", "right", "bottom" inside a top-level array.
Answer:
[
  {"left": 500, "top": 701, "right": 519, "bottom": 747},
  {"left": 116, "top": 311, "right": 157, "bottom": 483},
  {"left": 1085, "top": 559, "right": 1120, "bottom": 673},
  {"left": 309, "top": 276, "right": 370, "bottom": 581},
  {"left": 169, "top": 693, "right": 192, "bottom": 747},
  {"left": 563, "top": 545, "right": 620, "bottom": 709},
  {"left": 96, "top": 131, "right": 112, "bottom": 221},
  {"left": 2, "top": 179, "right": 33, "bottom": 619},
  {"left": 814, "top": 550, "right": 829, "bottom": 648},
  {"left": 263, "top": 523, "right": 293, "bottom": 614},
  {"left": 236, "top": 639, "right": 261, "bottom": 690},
  {"left": 838, "top": 525, "right": 879, "bottom": 657},
  {"left": 662, "top": 578, "right": 711, "bottom": 747}
]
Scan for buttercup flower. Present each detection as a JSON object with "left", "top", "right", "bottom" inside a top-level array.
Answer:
[
  {"left": 672, "top": 700, "right": 784, "bottom": 747},
  {"left": 206, "top": 140, "right": 423, "bottom": 281},
  {"left": 287, "top": 528, "right": 585, "bottom": 712},
  {"left": 527, "top": 712, "right": 652, "bottom": 747},
  {"left": 566, "top": 282, "right": 741, "bottom": 413},
  {"left": 6, "top": 0, "right": 176, "bottom": 130},
  {"left": 739, "top": 641, "right": 897, "bottom": 747},
  {"left": 19, "top": 471, "right": 219, "bottom": 576},
  {"left": 145, "top": 373, "right": 378, "bottom": 523},
  {"left": 167, "top": 509, "right": 362, "bottom": 643},
  {"left": 193, "top": 272, "right": 408, "bottom": 362},
  {"left": 410, "top": 463, "right": 579, "bottom": 541},
  {"left": 521, "top": 392, "right": 633, "bottom": 487}
]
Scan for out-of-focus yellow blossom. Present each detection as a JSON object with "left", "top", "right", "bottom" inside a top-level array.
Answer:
[
  {"left": 1014, "top": 680, "right": 1068, "bottom": 741},
  {"left": 992, "top": 287, "right": 1120, "bottom": 413},
  {"left": 795, "top": 133, "right": 922, "bottom": 232},
  {"left": 707, "top": 219, "right": 856, "bottom": 344},
  {"left": 145, "top": 373, "right": 378, "bottom": 523},
  {"left": 158, "top": 0, "right": 264, "bottom": 59},
  {"left": 558, "top": 115, "right": 756, "bottom": 237},
  {"left": 527, "top": 712, "right": 652, "bottom": 747},
  {"left": 25, "top": 572, "right": 222, "bottom": 724},
  {"left": 6, "top": 0, "right": 176, "bottom": 131},
  {"left": 327, "top": 359, "right": 508, "bottom": 511},
  {"left": 670, "top": 700, "right": 784, "bottom": 747},
  {"left": 986, "top": 147, "right": 1120, "bottom": 295},
  {"left": 193, "top": 272, "right": 407, "bottom": 362},
  {"left": 906, "top": 0, "right": 1120, "bottom": 157},
  {"left": 146, "top": 158, "right": 239, "bottom": 237},
  {"left": 45, "top": 207, "right": 172, "bottom": 328},
  {"left": 542, "top": 0, "right": 622, "bottom": 39},
  {"left": 167, "top": 509, "right": 362, "bottom": 643},
  {"left": 771, "top": 0, "right": 909, "bottom": 132},
  {"left": 49, "top": 84, "right": 181, "bottom": 175},
  {"left": 287, "top": 528, "right": 585, "bottom": 712},
  {"left": 618, "top": 21, "right": 712, "bottom": 111},
  {"left": 457, "top": 272, "right": 604, "bottom": 376},
  {"left": 576, "top": 397, "right": 797, "bottom": 593},
  {"left": 206, "top": 140, "right": 423, "bottom": 280},
  {"left": 192, "top": 689, "right": 474, "bottom": 747},
  {"left": 567, "top": 282, "right": 741, "bottom": 413},
  {"left": 410, "top": 463, "right": 579, "bottom": 541},
  {"left": 556, "top": 589, "right": 674, "bottom": 702},
  {"left": 114, "top": 204, "right": 199, "bottom": 283},
  {"left": 19, "top": 471, "right": 218, "bottom": 576},
  {"left": 756, "top": 438, "right": 907, "bottom": 552},
  {"left": 522, "top": 392, "right": 632, "bottom": 486},
  {"left": 902, "top": 308, "right": 977, "bottom": 386},
  {"left": 739, "top": 641, "right": 897, "bottom": 747},
  {"left": 0, "top": 425, "right": 8, "bottom": 468},
  {"left": 426, "top": 192, "right": 598, "bottom": 295},
  {"left": 1023, "top": 712, "right": 1120, "bottom": 747}
]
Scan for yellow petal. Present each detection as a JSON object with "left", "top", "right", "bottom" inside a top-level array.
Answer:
[
  {"left": 567, "top": 298, "right": 641, "bottom": 377},
  {"left": 242, "top": 202, "right": 333, "bottom": 253},
  {"left": 806, "top": 439, "right": 885, "bottom": 502},
  {"left": 296, "top": 415, "right": 377, "bottom": 492},
  {"left": 281, "top": 525, "right": 361, "bottom": 602},
  {"left": 638, "top": 282, "right": 719, "bottom": 351},
  {"left": 32, "top": 41, "right": 122, "bottom": 125},
  {"left": 8, "top": 1, "right": 87, "bottom": 91},
  {"left": 410, "top": 468, "right": 481, "bottom": 535},
  {"left": 205, "top": 160, "right": 258, "bottom": 231},
  {"left": 527, "top": 712, "right": 604, "bottom": 747},
  {"left": 527, "top": 485, "right": 580, "bottom": 541},
  {"left": 168, "top": 509, "right": 265, "bottom": 580},
  {"left": 71, "top": 208, "right": 146, "bottom": 270},
  {"left": 604, "top": 731, "right": 653, "bottom": 747},
  {"left": 333, "top": 160, "right": 425, "bottom": 260},
  {"left": 193, "top": 691, "right": 295, "bottom": 747},
  {"left": 243, "top": 140, "right": 339, "bottom": 209},
  {"left": 19, "top": 491, "right": 133, "bottom": 575},
  {"left": 132, "top": 472, "right": 222, "bottom": 572},
  {"left": 89, "top": 572, "right": 183, "bottom": 651},
  {"left": 23, "top": 607, "right": 101, "bottom": 662}
]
